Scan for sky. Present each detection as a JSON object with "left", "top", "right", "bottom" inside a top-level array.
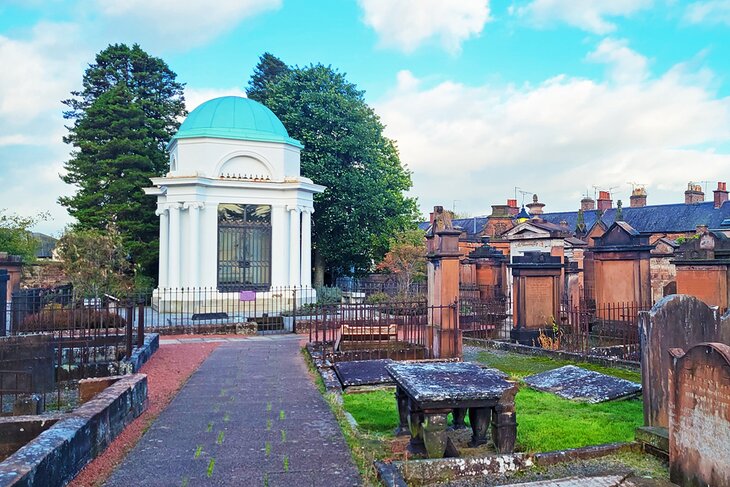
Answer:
[{"left": 1, "top": 0, "right": 730, "bottom": 235}]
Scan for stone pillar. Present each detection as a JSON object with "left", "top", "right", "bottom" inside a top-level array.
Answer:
[
  {"left": 155, "top": 205, "right": 169, "bottom": 288},
  {"left": 167, "top": 202, "right": 182, "bottom": 288},
  {"left": 288, "top": 206, "right": 301, "bottom": 287},
  {"left": 425, "top": 206, "right": 462, "bottom": 359},
  {"left": 184, "top": 202, "right": 203, "bottom": 288},
  {"left": 300, "top": 207, "right": 313, "bottom": 288},
  {"left": 271, "top": 205, "right": 287, "bottom": 287}
]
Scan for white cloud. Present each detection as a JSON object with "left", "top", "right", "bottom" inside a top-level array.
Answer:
[
  {"left": 184, "top": 87, "right": 248, "bottom": 113},
  {"left": 586, "top": 38, "right": 649, "bottom": 84},
  {"left": 0, "top": 22, "right": 91, "bottom": 234},
  {"left": 358, "top": 0, "right": 491, "bottom": 53},
  {"left": 93, "top": 0, "right": 282, "bottom": 50},
  {"left": 685, "top": 0, "right": 730, "bottom": 25},
  {"left": 517, "top": 0, "right": 653, "bottom": 34},
  {"left": 375, "top": 42, "right": 730, "bottom": 217}
]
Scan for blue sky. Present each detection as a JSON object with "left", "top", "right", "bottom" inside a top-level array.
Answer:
[{"left": 1, "top": 0, "right": 730, "bottom": 235}]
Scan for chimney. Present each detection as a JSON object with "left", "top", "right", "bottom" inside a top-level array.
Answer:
[
  {"left": 630, "top": 186, "right": 647, "bottom": 208},
  {"left": 507, "top": 199, "right": 519, "bottom": 216},
  {"left": 597, "top": 191, "right": 612, "bottom": 212},
  {"left": 685, "top": 183, "right": 704, "bottom": 204},
  {"left": 429, "top": 212, "right": 435, "bottom": 225},
  {"left": 526, "top": 194, "right": 545, "bottom": 216},
  {"left": 714, "top": 182, "right": 728, "bottom": 208},
  {"left": 581, "top": 196, "right": 595, "bottom": 211}
]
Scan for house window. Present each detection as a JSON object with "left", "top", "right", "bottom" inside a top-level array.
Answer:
[{"left": 217, "top": 204, "right": 272, "bottom": 291}]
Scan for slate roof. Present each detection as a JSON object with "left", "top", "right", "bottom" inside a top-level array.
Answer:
[
  {"left": 541, "top": 201, "right": 730, "bottom": 234},
  {"left": 418, "top": 216, "right": 488, "bottom": 240}
]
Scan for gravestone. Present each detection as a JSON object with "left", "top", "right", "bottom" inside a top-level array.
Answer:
[
  {"left": 668, "top": 343, "right": 730, "bottom": 487},
  {"left": 639, "top": 294, "right": 730, "bottom": 428},
  {"left": 509, "top": 251, "right": 563, "bottom": 345},
  {"left": 524, "top": 365, "right": 641, "bottom": 403},
  {"left": 0, "top": 335, "right": 55, "bottom": 394},
  {"left": 333, "top": 359, "right": 393, "bottom": 388}
]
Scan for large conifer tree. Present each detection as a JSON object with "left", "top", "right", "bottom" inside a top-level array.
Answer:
[{"left": 60, "top": 44, "right": 186, "bottom": 280}]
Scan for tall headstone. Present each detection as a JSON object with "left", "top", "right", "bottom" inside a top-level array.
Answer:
[
  {"left": 508, "top": 251, "right": 563, "bottom": 345},
  {"left": 639, "top": 294, "right": 730, "bottom": 428},
  {"left": 673, "top": 229, "right": 730, "bottom": 309},
  {"left": 668, "top": 343, "right": 730, "bottom": 487},
  {"left": 425, "top": 206, "right": 462, "bottom": 359}
]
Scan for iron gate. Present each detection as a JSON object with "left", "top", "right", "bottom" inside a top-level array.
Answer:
[{"left": 217, "top": 204, "right": 272, "bottom": 291}]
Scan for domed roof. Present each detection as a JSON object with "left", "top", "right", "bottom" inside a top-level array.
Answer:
[{"left": 172, "top": 96, "right": 303, "bottom": 148}]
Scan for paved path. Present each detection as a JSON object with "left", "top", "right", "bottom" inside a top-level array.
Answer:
[{"left": 105, "top": 335, "right": 360, "bottom": 487}]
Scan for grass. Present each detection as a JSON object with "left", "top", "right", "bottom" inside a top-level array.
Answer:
[
  {"left": 340, "top": 350, "right": 644, "bottom": 453},
  {"left": 474, "top": 350, "right": 641, "bottom": 383}
]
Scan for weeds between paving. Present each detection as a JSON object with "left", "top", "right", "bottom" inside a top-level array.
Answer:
[{"left": 311, "top": 347, "right": 654, "bottom": 485}]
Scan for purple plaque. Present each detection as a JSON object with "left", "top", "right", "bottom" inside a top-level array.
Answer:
[{"left": 239, "top": 291, "right": 256, "bottom": 301}]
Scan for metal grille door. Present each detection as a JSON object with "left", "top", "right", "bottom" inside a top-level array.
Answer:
[{"left": 217, "top": 204, "right": 272, "bottom": 291}]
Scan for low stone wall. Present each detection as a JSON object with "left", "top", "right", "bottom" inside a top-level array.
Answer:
[
  {"left": 465, "top": 338, "right": 641, "bottom": 371},
  {"left": 0, "top": 416, "right": 62, "bottom": 463},
  {"left": 123, "top": 333, "right": 160, "bottom": 373},
  {"left": 376, "top": 442, "right": 634, "bottom": 487},
  {"left": 0, "top": 374, "right": 148, "bottom": 487}
]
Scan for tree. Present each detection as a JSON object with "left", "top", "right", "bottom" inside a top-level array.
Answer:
[
  {"left": 0, "top": 210, "right": 48, "bottom": 262},
  {"left": 60, "top": 44, "right": 186, "bottom": 279},
  {"left": 246, "top": 53, "right": 290, "bottom": 102},
  {"left": 376, "top": 229, "right": 426, "bottom": 294},
  {"left": 250, "top": 62, "right": 419, "bottom": 284},
  {"left": 56, "top": 226, "right": 132, "bottom": 297}
]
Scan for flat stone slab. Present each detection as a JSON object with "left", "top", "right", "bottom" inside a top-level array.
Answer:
[
  {"left": 386, "top": 361, "right": 513, "bottom": 403},
  {"left": 333, "top": 359, "right": 394, "bottom": 387},
  {"left": 524, "top": 365, "right": 641, "bottom": 403}
]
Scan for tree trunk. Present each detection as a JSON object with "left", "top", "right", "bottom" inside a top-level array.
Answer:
[{"left": 313, "top": 250, "right": 325, "bottom": 289}]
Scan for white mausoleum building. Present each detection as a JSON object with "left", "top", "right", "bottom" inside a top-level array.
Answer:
[{"left": 145, "top": 96, "right": 324, "bottom": 300}]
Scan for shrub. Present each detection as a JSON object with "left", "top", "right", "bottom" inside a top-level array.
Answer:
[
  {"left": 19, "top": 307, "right": 128, "bottom": 331},
  {"left": 316, "top": 286, "right": 342, "bottom": 305}
]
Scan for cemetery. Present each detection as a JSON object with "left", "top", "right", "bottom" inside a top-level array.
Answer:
[{"left": 1, "top": 43, "right": 729, "bottom": 486}]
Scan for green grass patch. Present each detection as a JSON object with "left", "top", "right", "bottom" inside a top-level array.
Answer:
[
  {"left": 515, "top": 388, "right": 643, "bottom": 452},
  {"left": 474, "top": 350, "right": 641, "bottom": 383},
  {"left": 341, "top": 390, "right": 398, "bottom": 436}
]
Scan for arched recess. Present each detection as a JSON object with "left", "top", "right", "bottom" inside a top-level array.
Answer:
[{"left": 215, "top": 151, "right": 276, "bottom": 180}]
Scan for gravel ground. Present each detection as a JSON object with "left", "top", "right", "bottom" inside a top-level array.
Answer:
[{"left": 69, "top": 340, "right": 221, "bottom": 487}]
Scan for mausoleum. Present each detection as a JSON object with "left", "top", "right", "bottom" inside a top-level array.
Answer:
[{"left": 145, "top": 96, "right": 324, "bottom": 307}]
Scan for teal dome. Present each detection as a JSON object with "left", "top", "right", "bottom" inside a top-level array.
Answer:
[{"left": 172, "top": 96, "right": 303, "bottom": 148}]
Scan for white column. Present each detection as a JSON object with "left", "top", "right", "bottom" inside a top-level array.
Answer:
[
  {"left": 156, "top": 205, "right": 169, "bottom": 288},
  {"left": 271, "top": 205, "right": 287, "bottom": 287},
  {"left": 288, "top": 205, "right": 301, "bottom": 287},
  {"left": 300, "top": 207, "right": 313, "bottom": 288},
  {"left": 168, "top": 202, "right": 182, "bottom": 288},
  {"left": 184, "top": 202, "right": 203, "bottom": 288}
]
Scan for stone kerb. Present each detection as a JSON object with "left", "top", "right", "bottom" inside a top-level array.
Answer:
[
  {"left": 668, "top": 343, "right": 730, "bottom": 487},
  {"left": 638, "top": 294, "right": 730, "bottom": 429}
]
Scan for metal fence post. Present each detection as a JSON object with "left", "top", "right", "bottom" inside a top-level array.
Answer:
[
  {"left": 126, "top": 304, "right": 134, "bottom": 359},
  {"left": 292, "top": 287, "right": 297, "bottom": 334},
  {"left": 0, "top": 269, "right": 8, "bottom": 336},
  {"left": 137, "top": 299, "right": 145, "bottom": 348}
]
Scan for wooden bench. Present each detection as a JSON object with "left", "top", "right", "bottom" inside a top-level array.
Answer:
[{"left": 336, "top": 324, "right": 398, "bottom": 350}]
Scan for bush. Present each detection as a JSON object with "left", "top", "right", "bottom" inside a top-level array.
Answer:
[
  {"left": 316, "top": 286, "right": 342, "bottom": 305},
  {"left": 19, "top": 307, "right": 128, "bottom": 331}
]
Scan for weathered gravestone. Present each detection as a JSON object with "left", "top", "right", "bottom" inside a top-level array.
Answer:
[
  {"left": 668, "top": 343, "right": 730, "bottom": 487},
  {"left": 639, "top": 294, "right": 730, "bottom": 429},
  {"left": 333, "top": 359, "right": 394, "bottom": 388},
  {"left": 524, "top": 365, "right": 641, "bottom": 403}
]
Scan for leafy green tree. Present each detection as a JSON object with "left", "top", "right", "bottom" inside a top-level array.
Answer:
[
  {"left": 0, "top": 210, "right": 48, "bottom": 262},
  {"left": 60, "top": 44, "right": 186, "bottom": 278},
  {"left": 250, "top": 62, "right": 418, "bottom": 284},
  {"left": 246, "top": 52, "right": 290, "bottom": 102},
  {"left": 376, "top": 229, "right": 427, "bottom": 294},
  {"left": 56, "top": 226, "right": 132, "bottom": 297}
]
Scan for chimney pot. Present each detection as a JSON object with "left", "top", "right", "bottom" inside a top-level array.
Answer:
[
  {"left": 713, "top": 181, "right": 728, "bottom": 208},
  {"left": 597, "top": 191, "right": 612, "bottom": 211},
  {"left": 685, "top": 183, "right": 705, "bottom": 204}
]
